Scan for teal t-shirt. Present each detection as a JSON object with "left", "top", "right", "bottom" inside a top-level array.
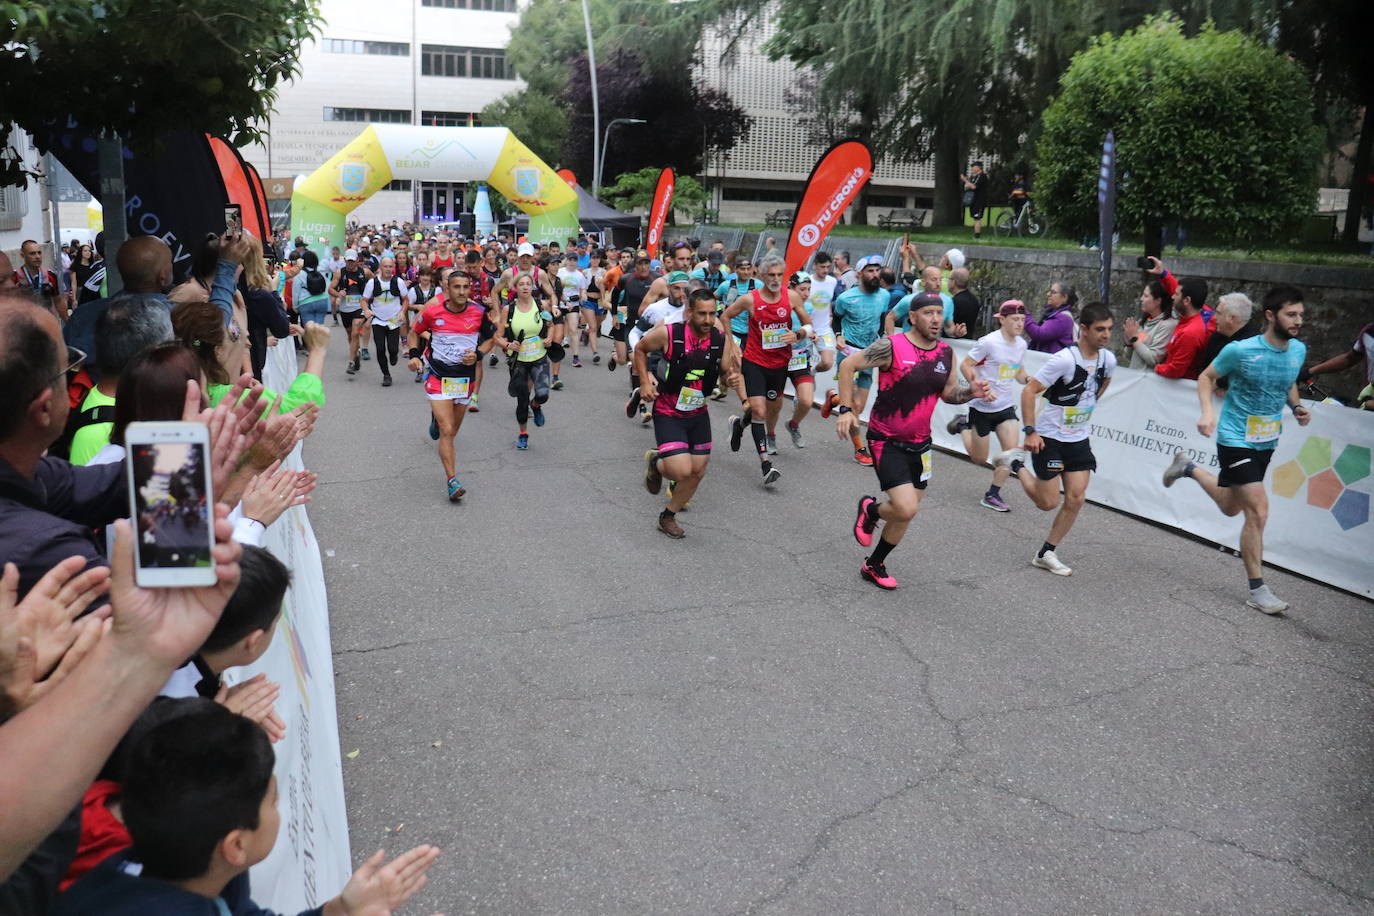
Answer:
[
  {"left": 832, "top": 286, "right": 890, "bottom": 349},
  {"left": 1211, "top": 335, "right": 1306, "bottom": 450},
  {"left": 716, "top": 278, "right": 761, "bottom": 335}
]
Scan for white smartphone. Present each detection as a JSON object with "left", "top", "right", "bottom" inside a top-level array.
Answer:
[{"left": 125, "top": 422, "right": 217, "bottom": 588}]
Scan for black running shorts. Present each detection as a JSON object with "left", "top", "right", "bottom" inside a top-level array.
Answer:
[
  {"left": 742, "top": 358, "right": 787, "bottom": 401},
  {"left": 868, "top": 436, "right": 932, "bottom": 491},
  {"left": 1216, "top": 444, "right": 1274, "bottom": 487},
  {"left": 1030, "top": 436, "right": 1096, "bottom": 479}
]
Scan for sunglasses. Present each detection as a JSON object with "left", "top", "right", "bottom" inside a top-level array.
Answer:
[
  {"left": 1000, "top": 306, "right": 1028, "bottom": 315},
  {"left": 51, "top": 345, "right": 86, "bottom": 381}
]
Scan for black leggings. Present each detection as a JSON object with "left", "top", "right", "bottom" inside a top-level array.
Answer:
[
  {"left": 508, "top": 358, "right": 551, "bottom": 424},
  {"left": 371, "top": 324, "right": 400, "bottom": 375}
]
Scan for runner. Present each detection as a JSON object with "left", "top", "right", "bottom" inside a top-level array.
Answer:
[
  {"left": 1162, "top": 285, "right": 1310, "bottom": 614},
  {"left": 407, "top": 271, "right": 484, "bottom": 501},
  {"left": 609, "top": 254, "right": 656, "bottom": 390},
  {"left": 714, "top": 256, "right": 761, "bottom": 403},
  {"left": 406, "top": 266, "right": 440, "bottom": 382},
  {"left": 770, "top": 272, "right": 817, "bottom": 451},
  {"left": 946, "top": 300, "right": 1030, "bottom": 511},
  {"left": 807, "top": 251, "right": 839, "bottom": 373},
  {"left": 580, "top": 248, "right": 606, "bottom": 365},
  {"left": 640, "top": 243, "right": 697, "bottom": 309},
  {"left": 636, "top": 289, "right": 739, "bottom": 537},
  {"left": 836, "top": 294, "right": 989, "bottom": 589},
  {"left": 492, "top": 242, "right": 559, "bottom": 383},
  {"left": 492, "top": 273, "right": 554, "bottom": 450},
  {"left": 719, "top": 254, "right": 813, "bottom": 486},
  {"left": 557, "top": 251, "right": 589, "bottom": 369},
  {"left": 822, "top": 255, "right": 888, "bottom": 466},
  {"left": 460, "top": 251, "right": 496, "bottom": 410},
  {"left": 332, "top": 248, "right": 369, "bottom": 375},
  {"left": 360, "top": 257, "right": 409, "bottom": 387},
  {"left": 992, "top": 302, "right": 1117, "bottom": 576},
  {"left": 625, "top": 271, "right": 693, "bottom": 425}
]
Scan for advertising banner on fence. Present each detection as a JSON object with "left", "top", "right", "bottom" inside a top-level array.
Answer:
[
  {"left": 645, "top": 167, "right": 675, "bottom": 255},
  {"left": 784, "top": 140, "right": 873, "bottom": 278},
  {"left": 805, "top": 340, "right": 1374, "bottom": 598},
  {"left": 241, "top": 344, "right": 353, "bottom": 910}
]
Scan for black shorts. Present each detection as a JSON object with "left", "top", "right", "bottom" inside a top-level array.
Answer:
[
  {"left": 969, "top": 204, "right": 986, "bottom": 219},
  {"left": 1217, "top": 444, "right": 1274, "bottom": 487},
  {"left": 741, "top": 359, "right": 788, "bottom": 401},
  {"left": 867, "top": 436, "right": 931, "bottom": 491},
  {"left": 1031, "top": 436, "right": 1096, "bottom": 479},
  {"left": 340, "top": 311, "right": 364, "bottom": 332},
  {"left": 653, "top": 410, "right": 712, "bottom": 459},
  {"left": 787, "top": 352, "right": 813, "bottom": 387},
  {"left": 969, "top": 405, "right": 1017, "bottom": 437}
]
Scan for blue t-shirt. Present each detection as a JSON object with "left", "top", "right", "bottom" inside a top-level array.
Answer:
[
  {"left": 1211, "top": 335, "right": 1306, "bottom": 450},
  {"left": 889, "top": 292, "right": 954, "bottom": 332},
  {"left": 577, "top": 253, "right": 591, "bottom": 269},
  {"left": 717, "top": 278, "right": 762, "bottom": 335},
  {"left": 832, "top": 286, "right": 890, "bottom": 350}
]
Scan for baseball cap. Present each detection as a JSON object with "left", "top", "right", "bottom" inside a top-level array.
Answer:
[
  {"left": 998, "top": 299, "right": 1028, "bottom": 316},
  {"left": 945, "top": 248, "right": 966, "bottom": 270},
  {"left": 344, "top": 248, "right": 358, "bottom": 260},
  {"left": 706, "top": 250, "right": 724, "bottom": 265},
  {"left": 517, "top": 242, "right": 535, "bottom": 256},
  {"left": 791, "top": 271, "right": 811, "bottom": 286},
  {"left": 908, "top": 292, "right": 944, "bottom": 311},
  {"left": 855, "top": 255, "right": 884, "bottom": 271},
  {"left": 667, "top": 270, "right": 691, "bottom": 285}
]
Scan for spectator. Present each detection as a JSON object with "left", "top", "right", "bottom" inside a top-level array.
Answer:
[
  {"left": 1009, "top": 170, "right": 1030, "bottom": 220},
  {"left": 1193, "top": 293, "right": 1258, "bottom": 377},
  {"left": 1122, "top": 279, "right": 1178, "bottom": 370},
  {"left": 959, "top": 161, "right": 989, "bottom": 239},
  {"left": 1025, "top": 282, "right": 1077, "bottom": 352},
  {"left": 63, "top": 236, "right": 179, "bottom": 366},
  {"left": 239, "top": 236, "right": 293, "bottom": 382},
  {"left": 1301, "top": 318, "right": 1374, "bottom": 409},
  {"left": 169, "top": 233, "right": 253, "bottom": 352},
  {"left": 14, "top": 240, "right": 64, "bottom": 320},
  {"left": 901, "top": 245, "right": 965, "bottom": 294},
  {"left": 887, "top": 267, "right": 960, "bottom": 337},
  {"left": 949, "top": 268, "right": 981, "bottom": 336},
  {"left": 71, "top": 244, "right": 97, "bottom": 306},
  {"left": 0, "top": 250, "right": 14, "bottom": 291},
  {"left": 833, "top": 250, "right": 855, "bottom": 292},
  {"left": 86, "top": 344, "right": 205, "bottom": 468},
  {"left": 1154, "top": 276, "right": 1212, "bottom": 380}
]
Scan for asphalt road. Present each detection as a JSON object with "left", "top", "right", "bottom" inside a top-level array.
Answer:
[{"left": 303, "top": 343, "right": 1374, "bottom": 915}]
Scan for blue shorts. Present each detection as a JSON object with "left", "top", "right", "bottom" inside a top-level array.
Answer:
[{"left": 855, "top": 367, "right": 874, "bottom": 390}]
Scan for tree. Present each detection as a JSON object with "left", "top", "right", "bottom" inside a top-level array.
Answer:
[
  {"left": 599, "top": 167, "right": 708, "bottom": 220},
  {"left": 480, "top": 90, "right": 569, "bottom": 168},
  {"left": 1036, "top": 17, "right": 1323, "bottom": 248},
  {"left": 0, "top": 0, "right": 321, "bottom": 187}
]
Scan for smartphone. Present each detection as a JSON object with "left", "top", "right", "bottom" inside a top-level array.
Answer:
[
  {"left": 1136, "top": 255, "right": 1153, "bottom": 269},
  {"left": 125, "top": 422, "right": 217, "bottom": 588},
  {"left": 224, "top": 203, "right": 242, "bottom": 233}
]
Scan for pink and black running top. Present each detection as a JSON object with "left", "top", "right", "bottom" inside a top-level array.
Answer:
[
  {"left": 868, "top": 333, "right": 952, "bottom": 443},
  {"left": 654, "top": 322, "right": 718, "bottom": 418}
]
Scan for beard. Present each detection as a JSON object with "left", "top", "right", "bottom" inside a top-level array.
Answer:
[
  {"left": 859, "top": 276, "right": 880, "bottom": 293},
  {"left": 1273, "top": 321, "right": 1300, "bottom": 341}
]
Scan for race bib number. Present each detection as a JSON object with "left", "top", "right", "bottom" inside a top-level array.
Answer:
[
  {"left": 617, "top": 307, "right": 628, "bottom": 321},
  {"left": 519, "top": 337, "right": 544, "bottom": 359},
  {"left": 920, "top": 450, "right": 933, "bottom": 482},
  {"left": 997, "top": 362, "right": 1021, "bottom": 380},
  {"left": 1062, "top": 405, "right": 1094, "bottom": 427},
  {"left": 817, "top": 331, "right": 837, "bottom": 351},
  {"left": 440, "top": 376, "right": 470, "bottom": 400},
  {"left": 345, "top": 295, "right": 362, "bottom": 310},
  {"left": 788, "top": 350, "right": 809, "bottom": 372},
  {"left": 1245, "top": 412, "right": 1282, "bottom": 444},
  {"left": 675, "top": 387, "right": 706, "bottom": 411},
  {"left": 760, "top": 325, "right": 789, "bottom": 349},
  {"left": 386, "top": 315, "right": 401, "bottom": 328}
]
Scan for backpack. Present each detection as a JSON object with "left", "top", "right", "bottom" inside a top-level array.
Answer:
[
  {"left": 49, "top": 369, "right": 104, "bottom": 461},
  {"left": 368, "top": 276, "right": 402, "bottom": 301},
  {"left": 304, "top": 267, "right": 326, "bottom": 296},
  {"left": 657, "top": 322, "right": 724, "bottom": 396}
]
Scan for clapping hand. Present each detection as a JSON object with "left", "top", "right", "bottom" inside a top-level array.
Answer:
[{"left": 217, "top": 673, "right": 287, "bottom": 742}]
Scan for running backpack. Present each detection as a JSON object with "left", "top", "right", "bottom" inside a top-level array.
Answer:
[
  {"left": 657, "top": 322, "right": 724, "bottom": 396},
  {"left": 304, "top": 267, "right": 326, "bottom": 296}
]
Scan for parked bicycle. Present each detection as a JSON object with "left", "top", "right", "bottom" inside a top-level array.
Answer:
[{"left": 996, "top": 199, "right": 1050, "bottom": 238}]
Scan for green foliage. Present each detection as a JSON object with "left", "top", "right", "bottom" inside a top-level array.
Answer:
[
  {"left": 480, "top": 90, "right": 569, "bottom": 168},
  {"left": 1037, "top": 17, "right": 1322, "bottom": 243},
  {"left": 0, "top": 0, "right": 322, "bottom": 187},
  {"left": 599, "top": 168, "right": 707, "bottom": 212}
]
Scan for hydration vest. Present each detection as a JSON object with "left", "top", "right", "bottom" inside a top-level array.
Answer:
[{"left": 656, "top": 322, "right": 724, "bottom": 396}]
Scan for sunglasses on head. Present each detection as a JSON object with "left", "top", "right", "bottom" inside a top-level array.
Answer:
[{"left": 1001, "top": 305, "right": 1027, "bottom": 315}]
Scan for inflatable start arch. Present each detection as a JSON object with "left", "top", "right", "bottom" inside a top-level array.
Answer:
[{"left": 290, "top": 125, "right": 578, "bottom": 251}]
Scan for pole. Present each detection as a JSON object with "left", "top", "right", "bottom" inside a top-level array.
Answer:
[
  {"left": 43, "top": 153, "right": 64, "bottom": 299},
  {"left": 98, "top": 133, "right": 127, "bottom": 296},
  {"left": 581, "top": 0, "right": 600, "bottom": 196}
]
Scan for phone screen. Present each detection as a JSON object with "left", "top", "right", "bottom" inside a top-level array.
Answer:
[
  {"left": 224, "top": 204, "right": 242, "bottom": 233},
  {"left": 130, "top": 440, "right": 213, "bottom": 571}
]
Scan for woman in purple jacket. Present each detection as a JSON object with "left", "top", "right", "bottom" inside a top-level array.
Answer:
[{"left": 1025, "top": 282, "right": 1077, "bottom": 352}]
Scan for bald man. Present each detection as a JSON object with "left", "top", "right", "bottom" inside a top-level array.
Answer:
[{"left": 62, "top": 236, "right": 179, "bottom": 372}]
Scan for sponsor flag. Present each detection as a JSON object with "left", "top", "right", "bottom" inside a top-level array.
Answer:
[
  {"left": 784, "top": 140, "right": 873, "bottom": 278},
  {"left": 645, "top": 167, "right": 675, "bottom": 255},
  {"left": 1097, "top": 130, "right": 1116, "bottom": 308},
  {"left": 556, "top": 168, "right": 578, "bottom": 188},
  {"left": 208, "top": 136, "right": 269, "bottom": 241}
]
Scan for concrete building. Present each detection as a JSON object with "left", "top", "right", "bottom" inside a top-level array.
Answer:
[{"left": 1, "top": 126, "right": 65, "bottom": 288}]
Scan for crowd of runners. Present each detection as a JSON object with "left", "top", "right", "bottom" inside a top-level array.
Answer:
[{"left": 291, "top": 224, "right": 1341, "bottom": 615}]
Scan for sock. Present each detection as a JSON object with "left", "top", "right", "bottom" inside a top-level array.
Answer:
[
  {"left": 788, "top": 421, "right": 799, "bottom": 431},
  {"left": 987, "top": 485, "right": 1002, "bottom": 499},
  {"left": 1248, "top": 577, "right": 1264, "bottom": 591},
  {"left": 750, "top": 420, "right": 767, "bottom": 455},
  {"left": 1038, "top": 541, "right": 1056, "bottom": 558},
  {"left": 660, "top": 509, "right": 676, "bottom": 520},
  {"left": 1010, "top": 458, "right": 1025, "bottom": 475},
  {"left": 864, "top": 500, "right": 880, "bottom": 525},
  {"left": 1184, "top": 460, "right": 1197, "bottom": 478},
  {"left": 869, "top": 537, "right": 897, "bottom": 566}
]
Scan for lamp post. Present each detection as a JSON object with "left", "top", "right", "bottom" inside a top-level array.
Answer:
[
  {"left": 580, "top": 0, "right": 600, "bottom": 200},
  {"left": 595, "top": 118, "right": 646, "bottom": 195}
]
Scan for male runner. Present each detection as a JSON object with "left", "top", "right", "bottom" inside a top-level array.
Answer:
[
  {"left": 407, "top": 271, "right": 484, "bottom": 501},
  {"left": 837, "top": 294, "right": 989, "bottom": 589},
  {"left": 720, "top": 254, "right": 813, "bottom": 486},
  {"left": 361, "top": 257, "right": 409, "bottom": 386},
  {"left": 1162, "top": 285, "right": 1310, "bottom": 614},
  {"left": 769, "top": 272, "right": 817, "bottom": 451},
  {"left": 947, "top": 300, "right": 1030, "bottom": 511},
  {"left": 822, "top": 255, "right": 888, "bottom": 465},
  {"left": 993, "top": 302, "right": 1117, "bottom": 576},
  {"left": 641, "top": 243, "right": 697, "bottom": 308},
  {"left": 332, "top": 248, "right": 369, "bottom": 375},
  {"left": 636, "top": 289, "right": 739, "bottom": 538},
  {"left": 610, "top": 255, "right": 656, "bottom": 384},
  {"left": 625, "top": 271, "right": 692, "bottom": 423},
  {"left": 557, "top": 251, "right": 589, "bottom": 368},
  {"left": 714, "top": 256, "right": 761, "bottom": 402},
  {"left": 807, "top": 251, "right": 839, "bottom": 373}
]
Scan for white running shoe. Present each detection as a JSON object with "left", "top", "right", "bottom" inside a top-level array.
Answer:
[
  {"left": 1162, "top": 451, "right": 1193, "bottom": 488},
  {"left": 993, "top": 448, "right": 1027, "bottom": 470},
  {"left": 1032, "top": 550, "right": 1073, "bottom": 576},
  {"left": 1245, "top": 585, "right": 1289, "bottom": 615}
]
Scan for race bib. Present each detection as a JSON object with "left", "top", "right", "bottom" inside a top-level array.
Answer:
[
  {"left": 345, "top": 295, "right": 362, "bottom": 310},
  {"left": 1062, "top": 405, "right": 1094, "bottom": 427},
  {"left": 817, "top": 331, "right": 837, "bottom": 351},
  {"left": 788, "top": 350, "right": 809, "bottom": 372},
  {"left": 519, "top": 337, "right": 544, "bottom": 359},
  {"left": 617, "top": 306, "right": 628, "bottom": 321},
  {"left": 440, "top": 376, "right": 470, "bottom": 400},
  {"left": 760, "top": 325, "right": 789, "bottom": 349},
  {"left": 998, "top": 362, "right": 1021, "bottom": 380},
  {"left": 1245, "top": 412, "right": 1282, "bottom": 444},
  {"left": 920, "top": 450, "right": 933, "bottom": 482},
  {"left": 386, "top": 315, "right": 401, "bottom": 328},
  {"left": 675, "top": 386, "right": 706, "bottom": 411}
]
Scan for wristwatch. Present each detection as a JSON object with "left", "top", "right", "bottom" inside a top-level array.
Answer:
[
  {"left": 1022, "top": 425, "right": 1036, "bottom": 434},
  {"left": 836, "top": 406, "right": 853, "bottom": 415}
]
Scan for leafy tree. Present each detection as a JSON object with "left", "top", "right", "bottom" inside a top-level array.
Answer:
[
  {"left": 599, "top": 167, "right": 708, "bottom": 221},
  {"left": 1036, "top": 17, "right": 1322, "bottom": 248},
  {"left": 479, "top": 90, "right": 569, "bottom": 168},
  {"left": 0, "top": 0, "right": 321, "bottom": 187}
]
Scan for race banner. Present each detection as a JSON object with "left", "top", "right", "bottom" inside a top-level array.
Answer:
[
  {"left": 784, "top": 140, "right": 873, "bottom": 278},
  {"left": 1097, "top": 131, "right": 1116, "bottom": 307},
  {"left": 645, "top": 167, "right": 675, "bottom": 255}
]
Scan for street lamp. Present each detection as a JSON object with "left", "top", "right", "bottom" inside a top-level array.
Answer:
[{"left": 595, "top": 118, "right": 646, "bottom": 195}]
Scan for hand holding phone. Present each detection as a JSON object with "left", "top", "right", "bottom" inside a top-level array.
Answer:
[
  {"left": 224, "top": 204, "right": 242, "bottom": 233},
  {"left": 125, "top": 422, "right": 217, "bottom": 587}
]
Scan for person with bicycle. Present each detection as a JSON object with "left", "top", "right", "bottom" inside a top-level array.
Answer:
[{"left": 1009, "top": 170, "right": 1030, "bottom": 220}]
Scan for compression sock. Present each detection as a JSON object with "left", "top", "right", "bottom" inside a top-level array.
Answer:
[
  {"left": 987, "top": 485, "right": 1002, "bottom": 499},
  {"left": 1038, "top": 541, "right": 1056, "bottom": 558},
  {"left": 869, "top": 537, "right": 897, "bottom": 566},
  {"left": 1248, "top": 577, "right": 1264, "bottom": 591},
  {"left": 750, "top": 419, "right": 767, "bottom": 455}
]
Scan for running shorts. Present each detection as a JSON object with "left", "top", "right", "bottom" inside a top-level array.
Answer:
[
  {"left": 1216, "top": 444, "right": 1273, "bottom": 487},
  {"left": 653, "top": 410, "right": 712, "bottom": 459},
  {"left": 425, "top": 371, "right": 475, "bottom": 404},
  {"left": 868, "top": 436, "right": 932, "bottom": 491},
  {"left": 742, "top": 359, "right": 787, "bottom": 401},
  {"left": 969, "top": 405, "right": 1017, "bottom": 438},
  {"left": 1031, "top": 436, "right": 1096, "bottom": 479},
  {"left": 855, "top": 367, "right": 874, "bottom": 390}
]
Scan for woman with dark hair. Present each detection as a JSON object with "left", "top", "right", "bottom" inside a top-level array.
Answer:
[
  {"left": 1025, "top": 281, "right": 1078, "bottom": 353},
  {"left": 85, "top": 344, "right": 204, "bottom": 467},
  {"left": 72, "top": 244, "right": 97, "bottom": 299},
  {"left": 169, "top": 233, "right": 251, "bottom": 377},
  {"left": 1123, "top": 279, "right": 1178, "bottom": 369}
]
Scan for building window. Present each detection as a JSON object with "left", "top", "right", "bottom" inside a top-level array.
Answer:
[
  {"left": 421, "top": 45, "right": 515, "bottom": 79},
  {"left": 322, "top": 107, "right": 412, "bottom": 123},
  {"left": 321, "top": 38, "right": 410, "bottom": 56},
  {"left": 382, "top": 180, "right": 413, "bottom": 191},
  {"left": 421, "top": 0, "right": 517, "bottom": 11},
  {"left": 420, "top": 111, "right": 483, "bottom": 127}
]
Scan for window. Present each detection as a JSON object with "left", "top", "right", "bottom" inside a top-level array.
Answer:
[
  {"left": 421, "top": 111, "right": 483, "bottom": 127},
  {"left": 422, "top": 0, "right": 517, "bottom": 11},
  {"left": 421, "top": 45, "right": 515, "bottom": 79},
  {"left": 321, "top": 38, "right": 409, "bottom": 56},
  {"left": 322, "top": 107, "right": 412, "bottom": 123},
  {"left": 382, "top": 180, "right": 412, "bottom": 191}
]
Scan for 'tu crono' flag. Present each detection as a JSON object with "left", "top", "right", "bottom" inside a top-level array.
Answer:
[
  {"left": 783, "top": 140, "right": 873, "bottom": 279},
  {"left": 645, "top": 167, "right": 675, "bottom": 255}
]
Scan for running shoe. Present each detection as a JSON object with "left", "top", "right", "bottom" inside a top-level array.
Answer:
[
  {"left": 643, "top": 449, "right": 663, "bottom": 494},
  {"left": 428, "top": 416, "right": 439, "bottom": 441},
  {"left": 516, "top": 432, "right": 529, "bottom": 450},
  {"left": 572, "top": 355, "right": 582, "bottom": 368},
  {"left": 980, "top": 493, "right": 1010, "bottom": 512},
  {"left": 853, "top": 447, "right": 874, "bottom": 467},
  {"left": 766, "top": 434, "right": 778, "bottom": 455},
  {"left": 1245, "top": 585, "right": 1289, "bottom": 615},
  {"left": 860, "top": 559, "right": 897, "bottom": 590},
  {"left": 608, "top": 356, "right": 617, "bottom": 372},
  {"left": 468, "top": 395, "right": 479, "bottom": 413},
  {"left": 710, "top": 386, "right": 727, "bottom": 401},
  {"left": 489, "top": 354, "right": 499, "bottom": 367},
  {"left": 346, "top": 359, "right": 359, "bottom": 376},
  {"left": 447, "top": 476, "right": 465, "bottom": 502},
  {"left": 640, "top": 406, "right": 652, "bottom": 425},
  {"left": 414, "top": 369, "right": 424, "bottom": 383},
  {"left": 625, "top": 387, "right": 642, "bottom": 418},
  {"left": 532, "top": 404, "right": 546, "bottom": 427},
  {"left": 361, "top": 348, "right": 371, "bottom": 361},
  {"left": 593, "top": 353, "right": 601, "bottom": 364},
  {"left": 381, "top": 376, "right": 393, "bottom": 387},
  {"left": 762, "top": 466, "right": 781, "bottom": 486},
  {"left": 1162, "top": 451, "right": 1193, "bottom": 488},
  {"left": 787, "top": 423, "right": 805, "bottom": 449},
  {"left": 993, "top": 448, "right": 1027, "bottom": 470},
  {"left": 1032, "top": 550, "right": 1073, "bottom": 576},
  {"left": 551, "top": 377, "right": 564, "bottom": 391},
  {"left": 945, "top": 414, "right": 969, "bottom": 436},
  {"left": 658, "top": 511, "right": 686, "bottom": 539},
  {"left": 854, "top": 495, "right": 878, "bottom": 547},
  {"left": 820, "top": 388, "right": 839, "bottom": 418},
  {"left": 729, "top": 416, "right": 744, "bottom": 452}
]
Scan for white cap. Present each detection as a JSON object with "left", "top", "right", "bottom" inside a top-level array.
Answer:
[
  {"left": 855, "top": 255, "right": 884, "bottom": 271},
  {"left": 945, "top": 248, "right": 966, "bottom": 270},
  {"left": 517, "top": 242, "right": 535, "bottom": 257},
  {"left": 343, "top": 248, "right": 358, "bottom": 260}
]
